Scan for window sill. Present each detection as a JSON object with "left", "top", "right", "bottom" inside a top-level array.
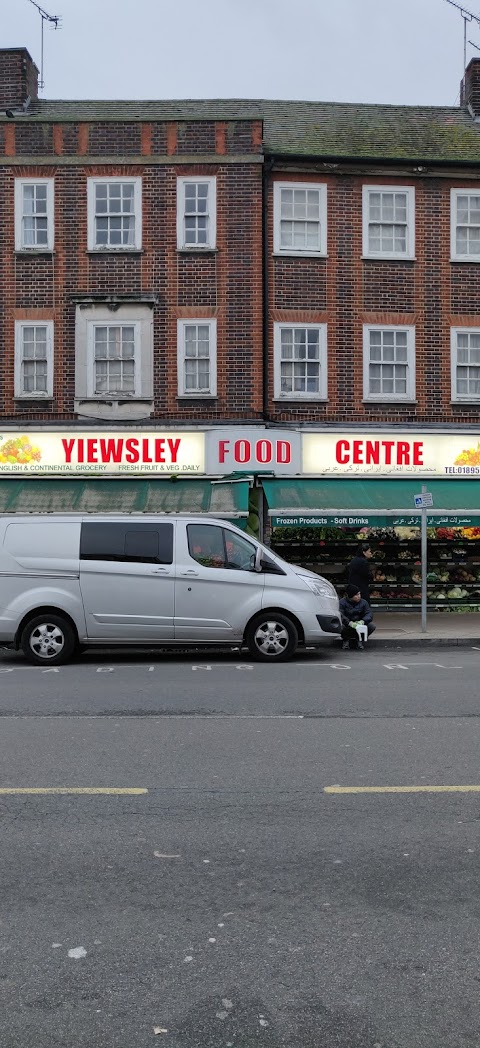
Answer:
[
  {"left": 14, "top": 395, "right": 54, "bottom": 401},
  {"left": 451, "top": 399, "right": 480, "bottom": 405},
  {"left": 86, "top": 249, "right": 143, "bottom": 255},
  {"left": 450, "top": 257, "right": 480, "bottom": 264},
  {"left": 177, "top": 247, "right": 218, "bottom": 254},
  {"left": 75, "top": 397, "right": 154, "bottom": 420},
  {"left": 177, "top": 394, "right": 218, "bottom": 401},
  {"left": 273, "top": 251, "right": 327, "bottom": 260},
  {"left": 15, "top": 250, "right": 54, "bottom": 257},
  {"left": 362, "top": 254, "right": 416, "bottom": 262},
  {"left": 363, "top": 399, "right": 418, "bottom": 405},
  {"left": 14, "top": 397, "right": 54, "bottom": 406},
  {"left": 273, "top": 396, "right": 328, "bottom": 403}
]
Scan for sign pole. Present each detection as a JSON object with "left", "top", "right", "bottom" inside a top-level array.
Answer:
[{"left": 421, "top": 484, "right": 427, "bottom": 634}]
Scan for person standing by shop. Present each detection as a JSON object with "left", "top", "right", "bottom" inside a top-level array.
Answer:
[{"left": 347, "top": 542, "right": 373, "bottom": 601}]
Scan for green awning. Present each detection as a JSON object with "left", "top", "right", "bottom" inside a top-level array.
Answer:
[
  {"left": 0, "top": 478, "right": 250, "bottom": 519},
  {"left": 264, "top": 478, "right": 480, "bottom": 517}
]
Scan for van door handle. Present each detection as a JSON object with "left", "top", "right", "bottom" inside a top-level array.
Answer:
[
  {"left": 151, "top": 568, "right": 170, "bottom": 574},
  {"left": 180, "top": 569, "right": 199, "bottom": 577}
]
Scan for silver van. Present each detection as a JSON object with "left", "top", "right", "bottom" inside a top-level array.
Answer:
[{"left": 0, "top": 515, "right": 341, "bottom": 665}]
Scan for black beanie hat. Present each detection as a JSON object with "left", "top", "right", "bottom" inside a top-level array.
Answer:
[{"left": 346, "top": 583, "right": 360, "bottom": 598}]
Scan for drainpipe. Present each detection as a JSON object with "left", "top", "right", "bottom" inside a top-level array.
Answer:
[{"left": 262, "top": 156, "right": 274, "bottom": 421}]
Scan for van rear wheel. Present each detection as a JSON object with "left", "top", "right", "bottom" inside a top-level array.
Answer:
[
  {"left": 246, "top": 613, "right": 298, "bottom": 662},
  {"left": 21, "top": 614, "right": 76, "bottom": 666}
]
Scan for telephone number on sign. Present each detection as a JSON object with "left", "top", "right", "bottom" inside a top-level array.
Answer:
[{"left": 445, "top": 466, "right": 480, "bottom": 475}]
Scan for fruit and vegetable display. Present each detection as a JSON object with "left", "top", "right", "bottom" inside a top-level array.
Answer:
[
  {"left": 0, "top": 436, "right": 42, "bottom": 465},
  {"left": 270, "top": 523, "right": 480, "bottom": 611}
]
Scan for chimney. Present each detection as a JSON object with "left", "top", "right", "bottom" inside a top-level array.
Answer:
[
  {"left": 0, "top": 48, "right": 39, "bottom": 110},
  {"left": 461, "top": 56, "right": 480, "bottom": 115}
]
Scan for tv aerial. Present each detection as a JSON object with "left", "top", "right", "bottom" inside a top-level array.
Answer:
[{"left": 27, "top": 0, "right": 61, "bottom": 92}]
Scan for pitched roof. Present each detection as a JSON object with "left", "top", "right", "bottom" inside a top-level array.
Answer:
[{"left": 8, "top": 97, "right": 480, "bottom": 163}]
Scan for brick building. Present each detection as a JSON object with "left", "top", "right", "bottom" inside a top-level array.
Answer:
[
  {"left": 0, "top": 47, "right": 264, "bottom": 427},
  {"left": 2, "top": 45, "right": 480, "bottom": 605},
  {"left": 3, "top": 46, "right": 480, "bottom": 431}
]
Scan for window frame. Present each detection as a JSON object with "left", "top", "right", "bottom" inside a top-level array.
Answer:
[
  {"left": 273, "top": 181, "right": 327, "bottom": 257},
  {"left": 363, "top": 324, "right": 416, "bottom": 403},
  {"left": 450, "top": 326, "right": 480, "bottom": 402},
  {"left": 362, "top": 184, "right": 415, "bottom": 260},
  {"left": 87, "top": 176, "right": 142, "bottom": 252},
  {"left": 14, "top": 320, "right": 54, "bottom": 399},
  {"left": 176, "top": 176, "right": 217, "bottom": 251},
  {"left": 177, "top": 318, "right": 217, "bottom": 398},
  {"left": 14, "top": 177, "right": 54, "bottom": 252},
  {"left": 273, "top": 322, "right": 328, "bottom": 401},
  {"left": 450, "top": 188, "right": 480, "bottom": 263},
  {"left": 86, "top": 320, "right": 142, "bottom": 398}
]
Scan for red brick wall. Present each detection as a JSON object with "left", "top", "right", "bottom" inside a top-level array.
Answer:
[
  {"left": 461, "top": 58, "right": 480, "bottom": 113},
  {"left": 267, "top": 170, "right": 480, "bottom": 425},
  {"left": 88, "top": 122, "right": 142, "bottom": 156},
  {"left": 0, "top": 49, "right": 38, "bottom": 108},
  {"left": 4, "top": 104, "right": 480, "bottom": 431},
  {"left": 0, "top": 119, "right": 263, "bottom": 422},
  {"left": 15, "top": 123, "right": 53, "bottom": 155}
]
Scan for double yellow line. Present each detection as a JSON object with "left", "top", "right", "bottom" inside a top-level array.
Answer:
[
  {"left": 0, "top": 787, "right": 147, "bottom": 795},
  {"left": 2, "top": 785, "right": 478, "bottom": 796},
  {"left": 325, "top": 785, "right": 480, "bottom": 794}
]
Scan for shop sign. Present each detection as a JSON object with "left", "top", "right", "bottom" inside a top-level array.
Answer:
[
  {"left": 205, "top": 429, "right": 301, "bottom": 475},
  {"left": 271, "top": 514, "right": 480, "bottom": 528},
  {"left": 0, "top": 431, "right": 205, "bottom": 475},
  {"left": 303, "top": 432, "right": 480, "bottom": 476},
  {"left": 271, "top": 514, "right": 390, "bottom": 528}
]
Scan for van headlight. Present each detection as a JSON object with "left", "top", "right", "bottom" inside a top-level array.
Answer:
[{"left": 300, "top": 576, "right": 337, "bottom": 598}]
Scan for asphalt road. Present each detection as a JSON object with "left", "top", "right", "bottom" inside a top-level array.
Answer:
[{"left": 1, "top": 645, "right": 480, "bottom": 1047}]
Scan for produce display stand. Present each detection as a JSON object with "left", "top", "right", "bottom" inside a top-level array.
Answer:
[{"left": 270, "top": 524, "right": 480, "bottom": 612}]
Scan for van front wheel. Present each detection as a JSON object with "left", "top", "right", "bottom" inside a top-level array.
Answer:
[
  {"left": 246, "top": 613, "right": 298, "bottom": 662},
  {"left": 21, "top": 614, "right": 76, "bottom": 666}
]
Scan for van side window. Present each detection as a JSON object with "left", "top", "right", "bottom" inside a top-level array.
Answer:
[
  {"left": 187, "top": 524, "right": 226, "bottom": 568},
  {"left": 224, "top": 531, "right": 256, "bottom": 571},
  {"left": 187, "top": 524, "right": 256, "bottom": 572},
  {"left": 80, "top": 523, "right": 173, "bottom": 564},
  {"left": 124, "top": 530, "right": 160, "bottom": 564},
  {"left": 81, "top": 523, "right": 124, "bottom": 561}
]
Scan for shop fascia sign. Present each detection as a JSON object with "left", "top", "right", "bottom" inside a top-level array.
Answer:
[
  {"left": 302, "top": 432, "right": 480, "bottom": 476},
  {"left": 0, "top": 431, "right": 206, "bottom": 475},
  {"left": 0, "top": 427, "right": 301, "bottom": 477},
  {"left": 271, "top": 514, "right": 480, "bottom": 528},
  {"left": 205, "top": 429, "right": 301, "bottom": 475}
]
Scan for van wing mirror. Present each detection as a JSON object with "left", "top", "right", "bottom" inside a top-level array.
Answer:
[{"left": 254, "top": 547, "right": 263, "bottom": 573}]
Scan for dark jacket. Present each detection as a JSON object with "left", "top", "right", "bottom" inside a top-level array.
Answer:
[
  {"left": 347, "top": 554, "right": 372, "bottom": 600},
  {"left": 339, "top": 595, "right": 373, "bottom": 627}
]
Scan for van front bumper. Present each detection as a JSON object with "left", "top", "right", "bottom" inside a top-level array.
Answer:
[{"left": 316, "top": 614, "right": 342, "bottom": 635}]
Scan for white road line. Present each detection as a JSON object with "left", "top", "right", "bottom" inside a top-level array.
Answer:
[{"left": 0, "top": 660, "right": 474, "bottom": 674}]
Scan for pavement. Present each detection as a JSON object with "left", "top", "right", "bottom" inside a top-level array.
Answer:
[
  {"left": 368, "top": 610, "right": 480, "bottom": 646},
  {"left": 2, "top": 647, "right": 480, "bottom": 1047}
]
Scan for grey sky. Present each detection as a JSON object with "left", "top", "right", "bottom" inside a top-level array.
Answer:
[{"left": 3, "top": 0, "right": 480, "bottom": 105}]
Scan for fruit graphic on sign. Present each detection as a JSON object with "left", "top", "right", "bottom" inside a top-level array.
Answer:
[
  {"left": 0, "top": 436, "right": 42, "bottom": 465},
  {"left": 454, "top": 442, "right": 480, "bottom": 466}
]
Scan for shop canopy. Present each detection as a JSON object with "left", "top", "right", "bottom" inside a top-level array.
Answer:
[
  {"left": 264, "top": 478, "right": 480, "bottom": 527},
  {"left": 0, "top": 477, "right": 250, "bottom": 521}
]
